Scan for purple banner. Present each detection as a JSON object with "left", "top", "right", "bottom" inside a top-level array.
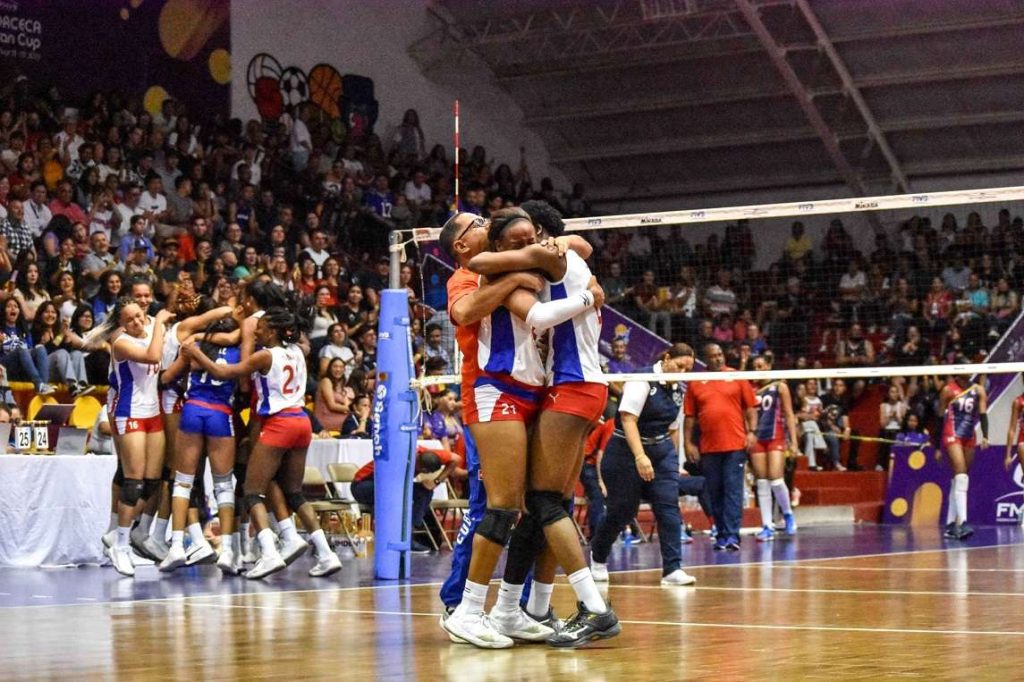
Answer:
[
  {"left": 981, "top": 309, "right": 1024, "bottom": 403},
  {"left": 599, "top": 307, "right": 672, "bottom": 370},
  {"left": 0, "top": 0, "right": 230, "bottom": 118},
  {"left": 883, "top": 444, "right": 1023, "bottom": 526}
]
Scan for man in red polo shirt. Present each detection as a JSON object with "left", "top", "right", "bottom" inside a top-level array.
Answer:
[{"left": 683, "top": 343, "right": 757, "bottom": 551}]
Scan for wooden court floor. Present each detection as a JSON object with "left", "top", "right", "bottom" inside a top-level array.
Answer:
[{"left": 3, "top": 540, "right": 1024, "bottom": 680}]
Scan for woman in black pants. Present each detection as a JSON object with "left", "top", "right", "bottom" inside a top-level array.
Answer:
[{"left": 590, "top": 343, "right": 698, "bottom": 586}]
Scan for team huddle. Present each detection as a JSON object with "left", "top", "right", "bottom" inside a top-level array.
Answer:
[{"left": 98, "top": 278, "right": 342, "bottom": 580}]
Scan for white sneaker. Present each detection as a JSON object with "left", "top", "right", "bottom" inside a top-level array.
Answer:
[
  {"left": 591, "top": 560, "right": 609, "bottom": 583},
  {"left": 489, "top": 606, "right": 555, "bottom": 642},
  {"left": 130, "top": 526, "right": 155, "bottom": 561},
  {"left": 439, "top": 611, "right": 465, "bottom": 643},
  {"left": 217, "top": 547, "right": 240, "bottom": 576},
  {"left": 242, "top": 536, "right": 259, "bottom": 564},
  {"left": 143, "top": 535, "right": 169, "bottom": 562},
  {"left": 101, "top": 530, "right": 116, "bottom": 561},
  {"left": 245, "top": 551, "right": 286, "bottom": 580},
  {"left": 280, "top": 535, "right": 309, "bottom": 566},
  {"left": 111, "top": 545, "right": 135, "bottom": 577},
  {"left": 308, "top": 550, "right": 342, "bottom": 578},
  {"left": 441, "top": 609, "right": 514, "bottom": 649},
  {"left": 159, "top": 544, "right": 187, "bottom": 572},
  {"left": 660, "top": 568, "right": 697, "bottom": 586},
  {"left": 185, "top": 541, "right": 216, "bottom": 566},
  {"left": 37, "top": 383, "right": 56, "bottom": 396}
]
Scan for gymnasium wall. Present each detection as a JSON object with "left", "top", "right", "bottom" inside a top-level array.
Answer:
[{"left": 230, "top": 0, "right": 567, "bottom": 185}]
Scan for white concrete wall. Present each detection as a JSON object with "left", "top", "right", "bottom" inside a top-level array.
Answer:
[{"left": 230, "top": 0, "right": 566, "bottom": 185}]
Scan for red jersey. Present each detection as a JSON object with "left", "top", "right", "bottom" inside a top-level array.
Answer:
[
  {"left": 354, "top": 446, "right": 454, "bottom": 482},
  {"left": 683, "top": 367, "right": 756, "bottom": 453},
  {"left": 447, "top": 267, "right": 482, "bottom": 402},
  {"left": 584, "top": 419, "right": 615, "bottom": 466}
]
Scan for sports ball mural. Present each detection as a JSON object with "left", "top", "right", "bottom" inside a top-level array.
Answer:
[{"left": 247, "top": 53, "right": 379, "bottom": 144}]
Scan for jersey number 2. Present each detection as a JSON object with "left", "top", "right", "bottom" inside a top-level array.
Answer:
[{"left": 282, "top": 365, "right": 299, "bottom": 394}]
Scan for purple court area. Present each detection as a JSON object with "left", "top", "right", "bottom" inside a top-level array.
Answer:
[{"left": 0, "top": 524, "right": 1015, "bottom": 608}]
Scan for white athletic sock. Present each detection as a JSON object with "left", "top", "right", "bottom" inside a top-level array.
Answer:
[
  {"left": 309, "top": 529, "right": 331, "bottom": 556},
  {"left": 526, "top": 582, "right": 554, "bottom": 618},
  {"left": 946, "top": 481, "right": 958, "bottom": 525},
  {"left": 231, "top": 532, "right": 241, "bottom": 555},
  {"left": 116, "top": 526, "right": 130, "bottom": 547},
  {"left": 187, "top": 522, "right": 205, "bottom": 546},
  {"left": 139, "top": 513, "right": 154, "bottom": 534},
  {"left": 756, "top": 479, "right": 773, "bottom": 528},
  {"left": 568, "top": 567, "right": 607, "bottom": 614},
  {"left": 954, "top": 473, "right": 969, "bottom": 524},
  {"left": 278, "top": 517, "right": 299, "bottom": 543},
  {"left": 152, "top": 517, "right": 169, "bottom": 541},
  {"left": 493, "top": 581, "right": 525, "bottom": 614},
  {"left": 771, "top": 478, "right": 793, "bottom": 515},
  {"left": 108, "top": 513, "right": 118, "bottom": 532},
  {"left": 241, "top": 522, "right": 251, "bottom": 545},
  {"left": 257, "top": 528, "right": 278, "bottom": 556},
  {"left": 171, "top": 530, "right": 184, "bottom": 548},
  {"left": 456, "top": 580, "right": 488, "bottom": 616}
]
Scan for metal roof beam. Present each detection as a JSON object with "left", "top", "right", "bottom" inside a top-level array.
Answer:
[{"left": 794, "top": 0, "right": 909, "bottom": 193}]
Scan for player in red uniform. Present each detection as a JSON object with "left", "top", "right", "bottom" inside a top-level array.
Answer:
[{"left": 938, "top": 375, "right": 988, "bottom": 539}]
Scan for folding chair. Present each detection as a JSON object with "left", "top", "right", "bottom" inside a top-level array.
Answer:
[
  {"left": 302, "top": 466, "right": 350, "bottom": 535},
  {"left": 327, "top": 462, "right": 371, "bottom": 547},
  {"left": 429, "top": 480, "right": 468, "bottom": 550}
]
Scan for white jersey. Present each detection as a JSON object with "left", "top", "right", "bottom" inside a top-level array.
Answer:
[
  {"left": 109, "top": 332, "right": 160, "bottom": 419},
  {"left": 542, "top": 250, "right": 605, "bottom": 385},
  {"left": 254, "top": 344, "right": 307, "bottom": 416},
  {"left": 160, "top": 322, "right": 181, "bottom": 370},
  {"left": 477, "top": 284, "right": 545, "bottom": 387}
]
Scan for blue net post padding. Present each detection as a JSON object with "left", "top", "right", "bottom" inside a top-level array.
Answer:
[{"left": 372, "top": 290, "right": 417, "bottom": 579}]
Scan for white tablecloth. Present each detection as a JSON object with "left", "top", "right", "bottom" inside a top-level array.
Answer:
[
  {"left": 306, "top": 439, "right": 447, "bottom": 500},
  {"left": 0, "top": 454, "right": 117, "bottom": 567}
]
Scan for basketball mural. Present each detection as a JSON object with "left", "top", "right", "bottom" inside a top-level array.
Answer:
[{"left": 247, "top": 53, "right": 379, "bottom": 144}]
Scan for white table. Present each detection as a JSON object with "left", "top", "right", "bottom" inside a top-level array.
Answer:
[
  {"left": 306, "top": 439, "right": 447, "bottom": 500},
  {"left": 0, "top": 454, "right": 117, "bottom": 567}
]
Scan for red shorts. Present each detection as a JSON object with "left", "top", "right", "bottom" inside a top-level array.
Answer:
[
  {"left": 751, "top": 438, "right": 787, "bottom": 454},
  {"left": 462, "top": 375, "right": 543, "bottom": 426},
  {"left": 114, "top": 415, "right": 164, "bottom": 436},
  {"left": 1017, "top": 428, "right": 1024, "bottom": 447},
  {"left": 544, "top": 382, "right": 608, "bottom": 423},
  {"left": 942, "top": 419, "right": 975, "bottom": 449},
  {"left": 258, "top": 409, "right": 313, "bottom": 449}
]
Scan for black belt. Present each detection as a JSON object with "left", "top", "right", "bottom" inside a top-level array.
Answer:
[{"left": 612, "top": 430, "right": 671, "bottom": 445}]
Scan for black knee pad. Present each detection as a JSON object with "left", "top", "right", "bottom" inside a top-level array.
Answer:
[
  {"left": 284, "top": 492, "right": 307, "bottom": 511},
  {"left": 476, "top": 508, "right": 519, "bottom": 547},
  {"left": 525, "top": 490, "right": 569, "bottom": 527},
  {"left": 141, "top": 478, "right": 162, "bottom": 501},
  {"left": 562, "top": 498, "right": 574, "bottom": 515},
  {"left": 113, "top": 459, "right": 125, "bottom": 487},
  {"left": 162, "top": 466, "right": 173, "bottom": 483},
  {"left": 120, "top": 478, "right": 144, "bottom": 506},
  {"left": 242, "top": 493, "right": 267, "bottom": 515}
]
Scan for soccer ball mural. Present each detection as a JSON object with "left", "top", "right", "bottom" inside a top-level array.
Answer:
[{"left": 246, "top": 53, "right": 378, "bottom": 143}]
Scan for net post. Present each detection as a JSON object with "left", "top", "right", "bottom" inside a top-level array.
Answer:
[
  {"left": 371, "top": 288, "right": 415, "bottom": 580},
  {"left": 388, "top": 230, "right": 401, "bottom": 290}
]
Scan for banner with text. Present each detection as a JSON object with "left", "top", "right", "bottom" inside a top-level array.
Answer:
[
  {"left": 0, "top": 0, "right": 230, "bottom": 117},
  {"left": 884, "top": 444, "right": 1024, "bottom": 526}
]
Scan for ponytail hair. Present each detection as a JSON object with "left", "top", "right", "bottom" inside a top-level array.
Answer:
[
  {"left": 82, "top": 296, "right": 136, "bottom": 348},
  {"left": 263, "top": 307, "right": 302, "bottom": 345}
]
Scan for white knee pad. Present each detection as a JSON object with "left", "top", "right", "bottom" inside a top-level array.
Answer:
[
  {"left": 954, "top": 473, "right": 969, "bottom": 493},
  {"left": 172, "top": 471, "right": 195, "bottom": 500},
  {"left": 213, "top": 473, "right": 235, "bottom": 508},
  {"left": 756, "top": 478, "right": 771, "bottom": 495},
  {"left": 770, "top": 478, "right": 786, "bottom": 489}
]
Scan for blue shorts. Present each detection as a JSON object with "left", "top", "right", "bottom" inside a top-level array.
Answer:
[{"left": 180, "top": 401, "right": 235, "bottom": 439}]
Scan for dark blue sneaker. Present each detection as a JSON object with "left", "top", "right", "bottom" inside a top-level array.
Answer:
[
  {"left": 547, "top": 601, "right": 620, "bottom": 648},
  {"left": 725, "top": 536, "right": 741, "bottom": 551},
  {"left": 713, "top": 537, "right": 728, "bottom": 551},
  {"left": 956, "top": 523, "right": 974, "bottom": 539},
  {"left": 784, "top": 513, "right": 797, "bottom": 535},
  {"left": 943, "top": 523, "right": 958, "bottom": 539}
]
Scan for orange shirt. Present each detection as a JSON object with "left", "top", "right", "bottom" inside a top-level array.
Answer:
[
  {"left": 447, "top": 267, "right": 482, "bottom": 400},
  {"left": 584, "top": 419, "right": 615, "bottom": 466},
  {"left": 683, "top": 368, "right": 756, "bottom": 453}
]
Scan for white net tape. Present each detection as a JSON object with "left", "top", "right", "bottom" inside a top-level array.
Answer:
[{"left": 412, "top": 361, "right": 1024, "bottom": 389}]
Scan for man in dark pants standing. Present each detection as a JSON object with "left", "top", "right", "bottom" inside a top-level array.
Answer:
[{"left": 683, "top": 343, "right": 757, "bottom": 551}]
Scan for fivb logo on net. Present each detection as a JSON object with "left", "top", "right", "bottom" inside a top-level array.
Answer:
[{"left": 994, "top": 460, "right": 1024, "bottom": 522}]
